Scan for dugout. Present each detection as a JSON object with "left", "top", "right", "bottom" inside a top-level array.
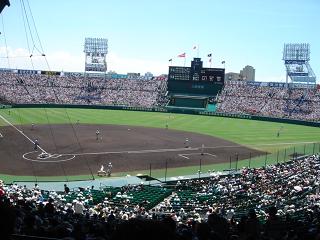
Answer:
[{"left": 169, "top": 94, "right": 208, "bottom": 108}]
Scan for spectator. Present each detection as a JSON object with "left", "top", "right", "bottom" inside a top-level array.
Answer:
[
  {"left": 44, "top": 198, "right": 55, "bottom": 215},
  {"left": 64, "top": 184, "right": 70, "bottom": 194}
]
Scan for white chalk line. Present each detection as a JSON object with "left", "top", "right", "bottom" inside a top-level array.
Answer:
[
  {"left": 0, "top": 113, "right": 47, "bottom": 154},
  {"left": 23, "top": 151, "right": 75, "bottom": 163},
  {"left": 178, "top": 153, "right": 217, "bottom": 160},
  {"left": 21, "top": 147, "right": 200, "bottom": 163},
  {"left": 64, "top": 147, "right": 199, "bottom": 156},
  {"left": 179, "top": 154, "right": 189, "bottom": 159},
  {"left": 204, "top": 141, "right": 319, "bottom": 149},
  {"left": 20, "top": 140, "right": 319, "bottom": 164}
]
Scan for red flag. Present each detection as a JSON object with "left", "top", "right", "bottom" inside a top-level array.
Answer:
[{"left": 178, "top": 53, "right": 186, "bottom": 58}]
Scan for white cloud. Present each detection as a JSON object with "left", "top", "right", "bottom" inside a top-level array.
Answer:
[
  {"left": 0, "top": 47, "right": 84, "bottom": 72},
  {"left": 0, "top": 47, "right": 300, "bottom": 82},
  {"left": 0, "top": 47, "right": 33, "bottom": 69},
  {"left": 0, "top": 46, "right": 169, "bottom": 75},
  {"left": 107, "top": 53, "right": 168, "bottom": 75}
]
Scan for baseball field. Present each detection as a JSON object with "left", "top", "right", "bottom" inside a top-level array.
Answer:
[{"left": 0, "top": 107, "right": 319, "bottom": 183}]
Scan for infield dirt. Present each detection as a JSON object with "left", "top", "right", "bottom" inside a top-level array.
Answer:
[{"left": 0, "top": 124, "right": 263, "bottom": 177}]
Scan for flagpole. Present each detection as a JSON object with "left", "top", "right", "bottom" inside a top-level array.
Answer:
[{"left": 207, "top": 53, "right": 212, "bottom": 68}]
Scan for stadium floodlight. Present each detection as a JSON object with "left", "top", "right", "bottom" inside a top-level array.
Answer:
[
  {"left": 283, "top": 43, "right": 310, "bottom": 62},
  {"left": 84, "top": 38, "right": 108, "bottom": 73},
  {"left": 283, "top": 43, "right": 316, "bottom": 85}
]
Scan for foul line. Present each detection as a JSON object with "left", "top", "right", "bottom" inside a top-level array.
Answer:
[
  {"left": 22, "top": 147, "right": 200, "bottom": 163},
  {"left": 0, "top": 113, "right": 47, "bottom": 154},
  {"left": 64, "top": 147, "right": 199, "bottom": 156},
  {"left": 179, "top": 153, "right": 217, "bottom": 160},
  {"left": 204, "top": 141, "right": 319, "bottom": 150}
]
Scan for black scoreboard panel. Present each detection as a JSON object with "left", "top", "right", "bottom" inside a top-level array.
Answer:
[
  {"left": 168, "top": 67, "right": 190, "bottom": 80},
  {"left": 168, "top": 60, "right": 225, "bottom": 96},
  {"left": 200, "top": 68, "right": 224, "bottom": 82}
]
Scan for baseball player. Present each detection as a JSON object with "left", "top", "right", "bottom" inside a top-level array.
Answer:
[
  {"left": 184, "top": 138, "right": 189, "bottom": 148},
  {"left": 96, "top": 129, "right": 100, "bottom": 140},
  {"left": 34, "top": 139, "right": 39, "bottom": 150},
  {"left": 107, "top": 162, "right": 113, "bottom": 177}
]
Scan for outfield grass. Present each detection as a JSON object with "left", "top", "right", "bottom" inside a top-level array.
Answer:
[{"left": 0, "top": 107, "right": 319, "bottom": 182}]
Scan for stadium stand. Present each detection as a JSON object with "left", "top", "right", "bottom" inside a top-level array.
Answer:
[
  {"left": 1, "top": 70, "right": 320, "bottom": 122},
  {"left": 1, "top": 153, "right": 320, "bottom": 239},
  {"left": 0, "top": 71, "right": 167, "bottom": 107},
  {"left": 216, "top": 80, "right": 320, "bottom": 122}
]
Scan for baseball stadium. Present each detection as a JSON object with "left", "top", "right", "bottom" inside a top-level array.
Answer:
[{"left": 1, "top": 1, "right": 320, "bottom": 240}]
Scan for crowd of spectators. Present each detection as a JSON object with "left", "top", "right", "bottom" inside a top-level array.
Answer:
[
  {"left": 0, "top": 71, "right": 167, "bottom": 107},
  {"left": 216, "top": 81, "right": 320, "bottom": 122},
  {"left": 2, "top": 71, "right": 320, "bottom": 122},
  {"left": 1, "top": 153, "right": 320, "bottom": 239}
]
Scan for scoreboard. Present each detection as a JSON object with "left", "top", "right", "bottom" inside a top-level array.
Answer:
[
  {"left": 41, "top": 70, "right": 61, "bottom": 76},
  {"left": 168, "top": 58, "right": 224, "bottom": 96}
]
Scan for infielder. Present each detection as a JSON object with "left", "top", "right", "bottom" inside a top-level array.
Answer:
[
  {"left": 107, "top": 162, "right": 113, "bottom": 177},
  {"left": 184, "top": 138, "right": 189, "bottom": 148},
  {"left": 96, "top": 129, "right": 100, "bottom": 140},
  {"left": 34, "top": 139, "right": 39, "bottom": 150}
]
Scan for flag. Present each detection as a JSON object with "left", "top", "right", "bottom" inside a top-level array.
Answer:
[
  {"left": 168, "top": 59, "right": 172, "bottom": 62},
  {"left": 221, "top": 61, "right": 225, "bottom": 64},
  {"left": 178, "top": 53, "right": 186, "bottom": 58},
  {"left": 207, "top": 53, "right": 212, "bottom": 57},
  {"left": 193, "top": 45, "right": 197, "bottom": 50}
]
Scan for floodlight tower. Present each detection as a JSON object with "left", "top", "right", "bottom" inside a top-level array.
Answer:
[
  {"left": 84, "top": 38, "right": 108, "bottom": 75},
  {"left": 283, "top": 43, "right": 316, "bottom": 85}
]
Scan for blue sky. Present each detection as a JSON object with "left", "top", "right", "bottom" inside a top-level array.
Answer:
[{"left": 0, "top": 0, "right": 319, "bottom": 82}]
